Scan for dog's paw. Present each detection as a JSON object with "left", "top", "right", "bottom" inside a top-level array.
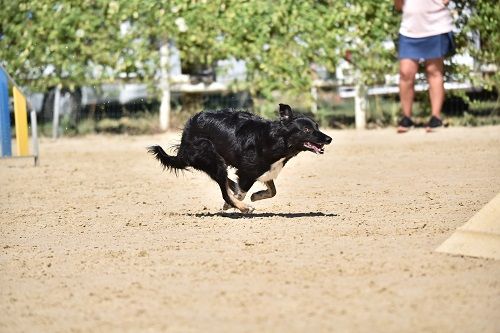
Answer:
[
  {"left": 240, "top": 205, "right": 255, "bottom": 214},
  {"left": 222, "top": 202, "right": 232, "bottom": 211},
  {"left": 251, "top": 192, "right": 269, "bottom": 202},
  {"left": 250, "top": 193, "right": 260, "bottom": 202}
]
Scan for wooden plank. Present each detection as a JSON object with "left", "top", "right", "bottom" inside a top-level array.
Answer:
[
  {"left": 436, "top": 193, "right": 500, "bottom": 260},
  {"left": 13, "top": 86, "right": 29, "bottom": 156}
]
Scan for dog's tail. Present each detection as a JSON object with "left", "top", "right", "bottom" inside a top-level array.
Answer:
[{"left": 147, "top": 145, "right": 188, "bottom": 172}]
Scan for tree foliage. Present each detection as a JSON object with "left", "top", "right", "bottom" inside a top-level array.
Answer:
[
  {"left": 464, "top": 0, "right": 500, "bottom": 91},
  {"left": 1, "top": 1, "right": 131, "bottom": 90},
  {"left": 0, "top": 1, "right": 497, "bottom": 101}
]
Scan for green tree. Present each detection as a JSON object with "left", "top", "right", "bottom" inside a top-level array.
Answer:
[
  {"left": 464, "top": 0, "right": 499, "bottom": 94},
  {"left": 1, "top": 0, "right": 497, "bottom": 130},
  {"left": 0, "top": 0, "right": 133, "bottom": 90}
]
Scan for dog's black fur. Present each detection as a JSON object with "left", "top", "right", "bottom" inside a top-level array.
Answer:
[{"left": 148, "top": 103, "right": 332, "bottom": 212}]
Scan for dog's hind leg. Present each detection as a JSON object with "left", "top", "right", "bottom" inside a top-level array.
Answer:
[
  {"left": 188, "top": 139, "right": 253, "bottom": 213},
  {"left": 251, "top": 180, "right": 277, "bottom": 202}
]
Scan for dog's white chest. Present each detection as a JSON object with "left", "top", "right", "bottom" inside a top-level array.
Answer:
[{"left": 257, "top": 158, "right": 285, "bottom": 182}]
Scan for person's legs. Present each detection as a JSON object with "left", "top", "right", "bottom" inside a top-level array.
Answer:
[
  {"left": 399, "top": 58, "right": 419, "bottom": 118},
  {"left": 425, "top": 58, "right": 445, "bottom": 119}
]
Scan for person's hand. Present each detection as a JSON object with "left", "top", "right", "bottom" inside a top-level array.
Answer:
[{"left": 443, "top": 0, "right": 450, "bottom": 5}]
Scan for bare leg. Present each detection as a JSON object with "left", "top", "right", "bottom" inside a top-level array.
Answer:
[
  {"left": 399, "top": 59, "right": 419, "bottom": 118},
  {"left": 425, "top": 58, "right": 445, "bottom": 118}
]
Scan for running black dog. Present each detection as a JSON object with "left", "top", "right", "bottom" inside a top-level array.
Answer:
[{"left": 148, "top": 103, "right": 332, "bottom": 213}]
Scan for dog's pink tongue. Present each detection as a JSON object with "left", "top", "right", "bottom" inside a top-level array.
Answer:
[
  {"left": 305, "top": 142, "right": 323, "bottom": 154},
  {"left": 314, "top": 145, "right": 325, "bottom": 154}
]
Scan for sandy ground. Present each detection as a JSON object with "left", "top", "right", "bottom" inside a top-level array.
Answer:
[{"left": 1, "top": 125, "right": 500, "bottom": 333}]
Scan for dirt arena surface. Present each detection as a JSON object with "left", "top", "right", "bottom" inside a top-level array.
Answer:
[{"left": 1, "top": 125, "right": 500, "bottom": 332}]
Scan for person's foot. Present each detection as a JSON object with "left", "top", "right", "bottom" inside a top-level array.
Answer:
[
  {"left": 425, "top": 116, "right": 443, "bottom": 132},
  {"left": 397, "top": 116, "right": 414, "bottom": 133}
]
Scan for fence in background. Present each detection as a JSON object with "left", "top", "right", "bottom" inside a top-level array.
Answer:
[{"left": 26, "top": 79, "right": 498, "bottom": 136}]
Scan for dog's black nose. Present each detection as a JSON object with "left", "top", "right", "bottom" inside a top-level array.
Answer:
[{"left": 325, "top": 135, "right": 332, "bottom": 144}]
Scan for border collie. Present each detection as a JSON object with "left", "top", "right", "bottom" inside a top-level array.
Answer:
[{"left": 148, "top": 103, "right": 332, "bottom": 213}]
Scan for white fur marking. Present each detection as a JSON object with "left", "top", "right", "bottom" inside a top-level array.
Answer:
[{"left": 257, "top": 158, "right": 285, "bottom": 182}]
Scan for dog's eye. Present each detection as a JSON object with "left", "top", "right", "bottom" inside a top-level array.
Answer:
[{"left": 303, "top": 127, "right": 312, "bottom": 133}]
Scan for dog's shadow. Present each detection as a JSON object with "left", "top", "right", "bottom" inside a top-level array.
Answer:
[{"left": 187, "top": 211, "right": 338, "bottom": 219}]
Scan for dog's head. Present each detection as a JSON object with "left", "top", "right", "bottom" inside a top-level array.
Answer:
[{"left": 278, "top": 103, "right": 332, "bottom": 154}]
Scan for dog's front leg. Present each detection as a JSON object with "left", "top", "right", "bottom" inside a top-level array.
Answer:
[
  {"left": 223, "top": 182, "right": 254, "bottom": 213},
  {"left": 222, "top": 179, "right": 247, "bottom": 210},
  {"left": 250, "top": 180, "right": 276, "bottom": 202},
  {"left": 227, "top": 178, "right": 239, "bottom": 194}
]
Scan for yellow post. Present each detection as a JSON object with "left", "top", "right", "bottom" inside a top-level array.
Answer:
[{"left": 13, "top": 86, "right": 29, "bottom": 156}]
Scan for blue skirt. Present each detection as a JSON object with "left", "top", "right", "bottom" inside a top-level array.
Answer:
[{"left": 399, "top": 32, "right": 454, "bottom": 60}]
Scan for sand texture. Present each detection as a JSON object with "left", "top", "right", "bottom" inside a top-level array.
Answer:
[{"left": 1, "top": 126, "right": 500, "bottom": 332}]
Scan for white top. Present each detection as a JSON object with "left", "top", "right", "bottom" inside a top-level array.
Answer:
[{"left": 400, "top": 0, "right": 453, "bottom": 38}]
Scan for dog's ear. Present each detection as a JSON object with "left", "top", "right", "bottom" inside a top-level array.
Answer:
[{"left": 278, "top": 103, "right": 293, "bottom": 122}]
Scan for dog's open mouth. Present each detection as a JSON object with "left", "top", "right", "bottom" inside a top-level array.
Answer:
[{"left": 304, "top": 142, "right": 325, "bottom": 154}]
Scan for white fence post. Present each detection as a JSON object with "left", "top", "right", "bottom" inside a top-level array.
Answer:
[
  {"left": 311, "top": 83, "right": 318, "bottom": 115},
  {"left": 30, "top": 109, "right": 39, "bottom": 166},
  {"left": 159, "top": 40, "right": 171, "bottom": 131},
  {"left": 354, "top": 82, "right": 367, "bottom": 130},
  {"left": 52, "top": 85, "right": 61, "bottom": 139}
]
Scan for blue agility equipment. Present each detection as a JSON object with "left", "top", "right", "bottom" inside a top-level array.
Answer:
[
  {"left": 0, "top": 67, "right": 12, "bottom": 156},
  {"left": 0, "top": 65, "right": 39, "bottom": 165}
]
